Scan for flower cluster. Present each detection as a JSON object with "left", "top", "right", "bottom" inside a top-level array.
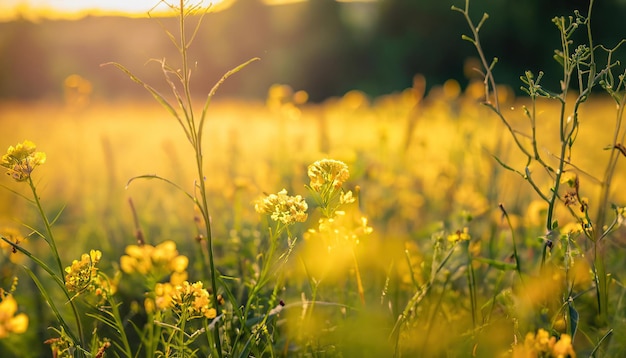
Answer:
[
  {"left": 1, "top": 140, "right": 46, "bottom": 182},
  {"left": 170, "top": 281, "right": 217, "bottom": 319},
  {"left": 64, "top": 250, "right": 102, "bottom": 294},
  {"left": 0, "top": 294, "right": 29, "bottom": 338},
  {"left": 307, "top": 159, "right": 350, "bottom": 191},
  {"left": 306, "top": 159, "right": 355, "bottom": 218},
  {"left": 513, "top": 328, "right": 576, "bottom": 358},
  {"left": 255, "top": 189, "right": 308, "bottom": 225},
  {"left": 120, "top": 240, "right": 188, "bottom": 285},
  {"left": 149, "top": 281, "right": 217, "bottom": 320}
]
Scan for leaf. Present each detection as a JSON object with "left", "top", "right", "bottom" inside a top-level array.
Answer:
[
  {"left": 1, "top": 236, "right": 65, "bottom": 287},
  {"left": 568, "top": 300, "right": 579, "bottom": 338},
  {"left": 126, "top": 174, "right": 195, "bottom": 204},
  {"left": 198, "top": 57, "right": 260, "bottom": 141},
  {"left": 23, "top": 266, "right": 79, "bottom": 345}
]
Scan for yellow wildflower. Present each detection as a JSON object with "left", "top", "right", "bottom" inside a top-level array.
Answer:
[
  {"left": 447, "top": 227, "right": 471, "bottom": 243},
  {"left": 1, "top": 140, "right": 46, "bottom": 182},
  {"left": 255, "top": 189, "right": 308, "bottom": 225},
  {"left": 170, "top": 281, "right": 217, "bottom": 319},
  {"left": 307, "top": 159, "right": 350, "bottom": 191},
  {"left": 64, "top": 250, "right": 101, "bottom": 294},
  {"left": 552, "top": 334, "right": 576, "bottom": 358},
  {"left": 339, "top": 190, "right": 356, "bottom": 205},
  {"left": 0, "top": 294, "right": 29, "bottom": 338},
  {"left": 514, "top": 328, "right": 576, "bottom": 358},
  {"left": 305, "top": 210, "right": 373, "bottom": 249}
]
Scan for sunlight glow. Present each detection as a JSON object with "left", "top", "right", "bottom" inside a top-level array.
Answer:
[{"left": 0, "top": 0, "right": 232, "bottom": 22}]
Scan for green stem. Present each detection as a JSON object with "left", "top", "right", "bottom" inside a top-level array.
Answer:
[
  {"left": 108, "top": 295, "right": 133, "bottom": 358},
  {"left": 27, "top": 177, "right": 85, "bottom": 348},
  {"left": 195, "top": 153, "right": 223, "bottom": 356},
  {"left": 465, "top": 241, "right": 477, "bottom": 328}
]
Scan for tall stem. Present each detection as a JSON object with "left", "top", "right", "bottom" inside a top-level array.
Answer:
[
  {"left": 195, "top": 152, "right": 223, "bottom": 356},
  {"left": 28, "top": 177, "right": 85, "bottom": 348},
  {"left": 173, "top": 0, "right": 222, "bottom": 354}
]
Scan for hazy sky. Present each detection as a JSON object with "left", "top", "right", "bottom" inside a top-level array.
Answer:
[
  {"left": 0, "top": 0, "right": 376, "bottom": 21},
  {"left": 0, "top": 0, "right": 235, "bottom": 21}
]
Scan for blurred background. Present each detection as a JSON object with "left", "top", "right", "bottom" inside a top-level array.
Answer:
[{"left": 1, "top": 0, "right": 625, "bottom": 103}]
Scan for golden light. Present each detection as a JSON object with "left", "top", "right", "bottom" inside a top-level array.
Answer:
[{"left": 0, "top": 0, "right": 234, "bottom": 22}]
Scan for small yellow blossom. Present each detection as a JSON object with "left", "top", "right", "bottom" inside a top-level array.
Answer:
[
  {"left": 0, "top": 294, "right": 29, "bottom": 338},
  {"left": 255, "top": 189, "right": 308, "bottom": 225},
  {"left": 552, "top": 334, "right": 576, "bottom": 358},
  {"left": 1, "top": 140, "right": 46, "bottom": 182},
  {"left": 308, "top": 159, "right": 350, "bottom": 191},
  {"left": 447, "top": 227, "right": 471, "bottom": 243},
  {"left": 154, "top": 282, "right": 175, "bottom": 311},
  {"left": 304, "top": 210, "right": 373, "bottom": 249},
  {"left": 64, "top": 250, "right": 102, "bottom": 295},
  {"left": 340, "top": 190, "right": 356, "bottom": 205}
]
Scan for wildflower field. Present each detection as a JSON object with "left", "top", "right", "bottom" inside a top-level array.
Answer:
[{"left": 1, "top": 1, "right": 626, "bottom": 357}]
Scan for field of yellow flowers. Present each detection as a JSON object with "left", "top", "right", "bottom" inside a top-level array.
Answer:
[
  {"left": 1, "top": 80, "right": 625, "bottom": 357},
  {"left": 1, "top": 1, "right": 626, "bottom": 356}
]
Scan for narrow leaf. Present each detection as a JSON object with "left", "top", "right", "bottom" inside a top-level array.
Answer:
[
  {"left": 199, "top": 57, "right": 260, "bottom": 140},
  {"left": 23, "top": 266, "right": 79, "bottom": 344},
  {"left": 568, "top": 300, "right": 579, "bottom": 339},
  {"left": 126, "top": 174, "right": 195, "bottom": 203}
]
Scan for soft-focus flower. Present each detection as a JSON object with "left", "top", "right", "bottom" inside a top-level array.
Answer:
[
  {"left": 513, "top": 328, "right": 576, "bottom": 358},
  {"left": 255, "top": 189, "right": 308, "bottom": 225},
  {"left": 304, "top": 210, "right": 373, "bottom": 249},
  {"left": 0, "top": 294, "right": 29, "bottom": 338},
  {"left": 1, "top": 140, "right": 46, "bottom": 182},
  {"left": 552, "top": 334, "right": 576, "bottom": 358},
  {"left": 153, "top": 282, "right": 175, "bottom": 311},
  {"left": 307, "top": 159, "right": 350, "bottom": 191},
  {"left": 120, "top": 240, "right": 188, "bottom": 284},
  {"left": 64, "top": 250, "right": 102, "bottom": 295}
]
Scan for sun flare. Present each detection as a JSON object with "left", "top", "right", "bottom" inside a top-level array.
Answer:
[{"left": 0, "top": 0, "right": 233, "bottom": 21}]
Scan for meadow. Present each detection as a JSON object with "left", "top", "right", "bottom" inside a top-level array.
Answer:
[{"left": 1, "top": 1, "right": 626, "bottom": 357}]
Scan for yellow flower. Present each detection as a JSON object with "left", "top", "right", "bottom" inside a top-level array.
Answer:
[
  {"left": 0, "top": 294, "right": 29, "bottom": 338},
  {"left": 339, "top": 190, "right": 356, "bottom": 205},
  {"left": 552, "top": 334, "right": 576, "bottom": 358},
  {"left": 514, "top": 328, "right": 576, "bottom": 358},
  {"left": 1, "top": 140, "right": 46, "bottom": 182},
  {"left": 154, "top": 282, "right": 175, "bottom": 311},
  {"left": 447, "top": 227, "right": 471, "bottom": 243},
  {"left": 307, "top": 159, "right": 350, "bottom": 191},
  {"left": 255, "top": 189, "right": 308, "bottom": 225},
  {"left": 305, "top": 210, "right": 373, "bottom": 249},
  {"left": 64, "top": 250, "right": 102, "bottom": 294},
  {"left": 170, "top": 281, "right": 216, "bottom": 319}
]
